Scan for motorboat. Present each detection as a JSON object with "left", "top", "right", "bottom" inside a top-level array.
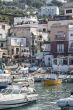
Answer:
[
  {"left": 11, "top": 67, "right": 34, "bottom": 87},
  {"left": 0, "top": 73, "right": 11, "bottom": 89},
  {"left": 57, "top": 92, "right": 73, "bottom": 109},
  {"left": 43, "top": 74, "right": 62, "bottom": 86},
  {"left": 0, "top": 84, "right": 38, "bottom": 109},
  {"left": 13, "top": 76, "right": 34, "bottom": 87}
]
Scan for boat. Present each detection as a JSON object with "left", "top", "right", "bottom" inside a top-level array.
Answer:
[
  {"left": 57, "top": 92, "right": 73, "bottom": 110},
  {"left": 11, "top": 67, "right": 34, "bottom": 87},
  {"left": 0, "top": 73, "right": 11, "bottom": 89},
  {"left": 33, "top": 68, "right": 47, "bottom": 82},
  {"left": 57, "top": 92, "right": 73, "bottom": 109},
  {"left": 43, "top": 74, "right": 62, "bottom": 86},
  {"left": 0, "top": 84, "right": 38, "bottom": 109}
]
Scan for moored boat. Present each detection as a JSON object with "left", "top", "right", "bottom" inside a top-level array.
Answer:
[
  {"left": 43, "top": 74, "right": 62, "bottom": 86},
  {"left": 57, "top": 92, "right": 73, "bottom": 109},
  {"left": 0, "top": 73, "right": 11, "bottom": 89},
  {"left": 11, "top": 66, "right": 34, "bottom": 87},
  {"left": 0, "top": 84, "right": 38, "bottom": 109}
]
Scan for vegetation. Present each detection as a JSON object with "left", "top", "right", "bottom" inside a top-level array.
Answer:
[{"left": 0, "top": 0, "right": 72, "bottom": 23}]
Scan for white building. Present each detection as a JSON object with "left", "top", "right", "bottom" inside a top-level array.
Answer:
[
  {"left": 0, "top": 23, "right": 10, "bottom": 57},
  {"left": 14, "top": 16, "right": 38, "bottom": 25},
  {"left": 39, "top": 6, "right": 59, "bottom": 16}
]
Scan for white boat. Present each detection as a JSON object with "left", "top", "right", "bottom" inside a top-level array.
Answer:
[
  {"left": 11, "top": 67, "right": 34, "bottom": 87},
  {"left": 0, "top": 74, "right": 11, "bottom": 89},
  {"left": 13, "top": 76, "right": 34, "bottom": 87},
  {"left": 57, "top": 92, "right": 73, "bottom": 109},
  {"left": 0, "top": 85, "right": 38, "bottom": 109}
]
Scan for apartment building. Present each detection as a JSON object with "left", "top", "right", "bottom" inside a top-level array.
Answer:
[
  {"left": 50, "top": 25, "right": 68, "bottom": 57},
  {"left": 0, "top": 23, "right": 10, "bottom": 58},
  {"left": 8, "top": 23, "right": 38, "bottom": 57}
]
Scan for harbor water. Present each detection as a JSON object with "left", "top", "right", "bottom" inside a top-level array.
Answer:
[{"left": 5, "top": 83, "right": 73, "bottom": 110}]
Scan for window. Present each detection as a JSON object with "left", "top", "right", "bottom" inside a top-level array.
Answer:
[
  {"left": 2, "top": 25, "right": 5, "bottom": 30},
  {"left": 69, "top": 58, "right": 73, "bottom": 65},
  {"left": 63, "top": 59, "right": 67, "bottom": 65},
  {"left": 1, "top": 43, "right": 3, "bottom": 47},
  {"left": 57, "top": 44, "right": 64, "bottom": 53},
  {"left": 43, "top": 28, "right": 46, "bottom": 32},
  {"left": 11, "top": 49, "right": 14, "bottom": 55},
  {"left": 66, "top": 9, "right": 72, "bottom": 14},
  {"left": 70, "top": 33, "right": 73, "bottom": 36},
  {"left": 70, "top": 43, "right": 73, "bottom": 48},
  {"left": 16, "top": 48, "right": 19, "bottom": 54},
  {"left": 12, "top": 90, "right": 20, "bottom": 94},
  {"left": 0, "top": 34, "right": 2, "bottom": 39}
]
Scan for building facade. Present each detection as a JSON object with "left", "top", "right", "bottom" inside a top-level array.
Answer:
[
  {"left": 68, "top": 25, "right": 73, "bottom": 54},
  {"left": 50, "top": 25, "right": 68, "bottom": 57},
  {"left": 8, "top": 23, "right": 38, "bottom": 58},
  {"left": 48, "top": 19, "right": 73, "bottom": 30},
  {"left": 0, "top": 23, "right": 10, "bottom": 57},
  {"left": 14, "top": 16, "right": 38, "bottom": 25}
]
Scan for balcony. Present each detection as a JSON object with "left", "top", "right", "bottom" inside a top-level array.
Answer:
[
  {"left": 57, "top": 51, "right": 64, "bottom": 54},
  {"left": 55, "top": 35, "right": 65, "bottom": 41},
  {"left": 55, "top": 32, "right": 66, "bottom": 41},
  {"left": 68, "top": 48, "right": 73, "bottom": 53}
]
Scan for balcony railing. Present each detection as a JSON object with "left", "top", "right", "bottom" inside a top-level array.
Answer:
[
  {"left": 68, "top": 48, "right": 73, "bottom": 53},
  {"left": 57, "top": 51, "right": 64, "bottom": 53},
  {"left": 55, "top": 36, "right": 65, "bottom": 41}
]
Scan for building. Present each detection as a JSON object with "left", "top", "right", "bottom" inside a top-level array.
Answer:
[
  {"left": 8, "top": 22, "right": 38, "bottom": 58},
  {"left": 48, "top": 18, "right": 73, "bottom": 30},
  {"left": 14, "top": 16, "right": 38, "bottom": 25},
  {"left": 0, "top": 23, "right": 10, "bottom": 58},
  {"left": 37, "top": 19, "right": 51, "bottom": 53},
  {"left": 50, "top": 25, "right": 68, "bottom": 57},
  {"left": 39, "top": 5, "right": 59, "bottom": 17},
  {"left": 68, "top": 25, "right": 73, "bottom": 54}
]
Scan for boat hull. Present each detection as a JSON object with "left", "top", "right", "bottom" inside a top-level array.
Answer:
[
  {"left": 0, "top": 96, "right": 37, "bottom": 109},
  {"left": 43, "top": 79, "right": 62, "bottom": 86},
  {"left": 0, "top": 100, "right": 37, "bottom": 109}
]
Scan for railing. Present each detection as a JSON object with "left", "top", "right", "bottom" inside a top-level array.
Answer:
[
  {"left": 68, "top": 48, "right": 73, "bottom": 53},
  {"left": 55, "top": 36, "right": 65, "bottom": 41},
  {"left": 57, "top": 51, "right": 64, "bottom": 53}
]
